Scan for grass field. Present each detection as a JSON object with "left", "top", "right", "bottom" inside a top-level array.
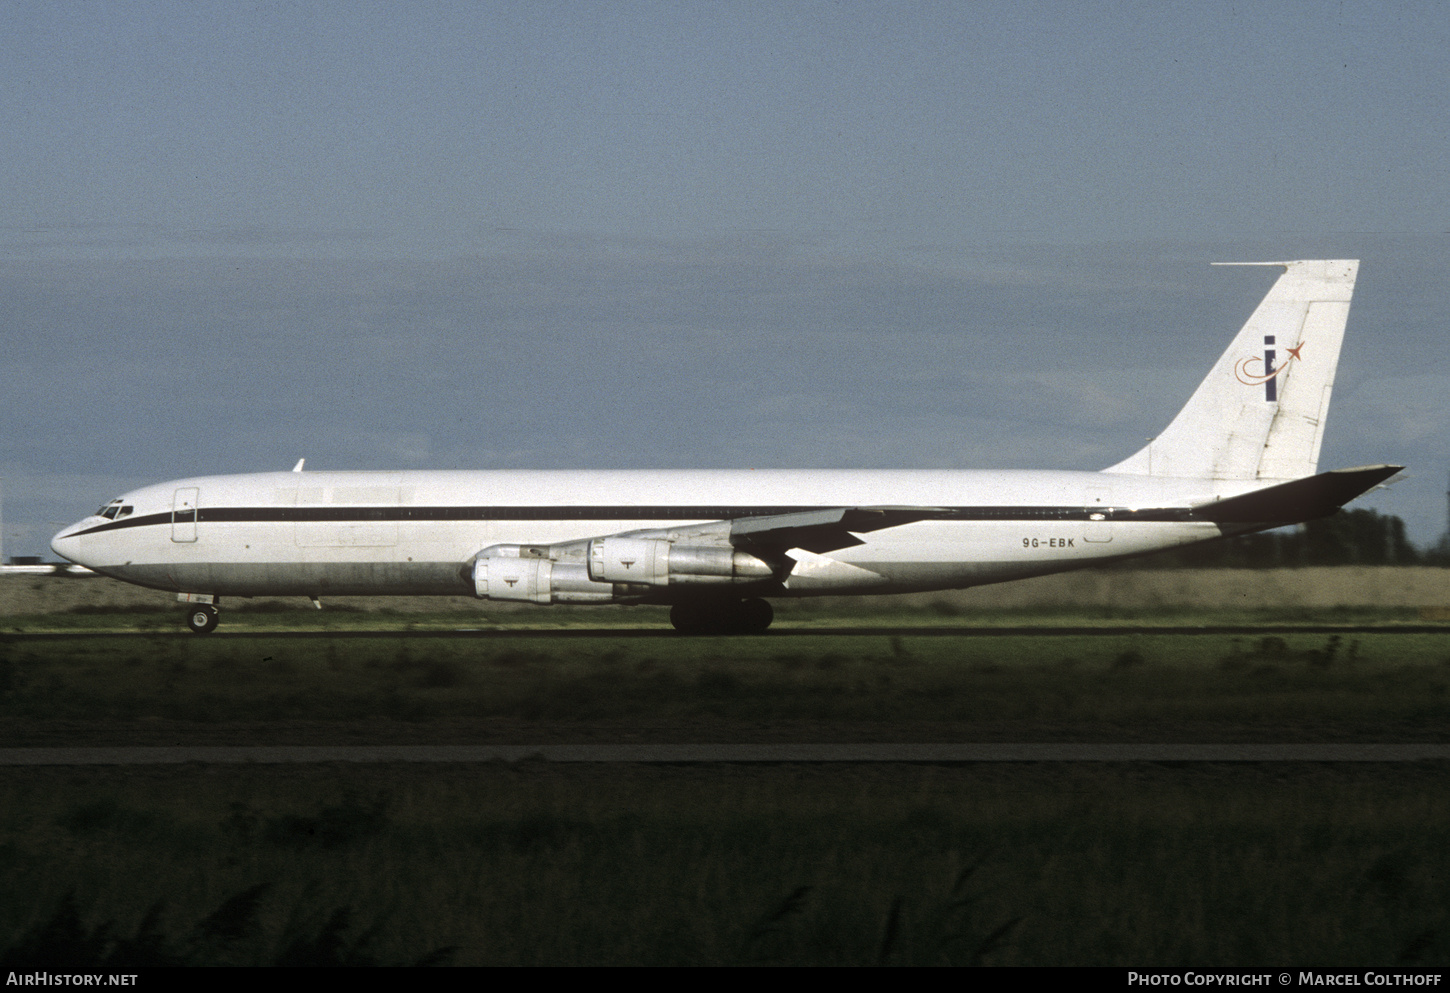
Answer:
[
  {"left": 5, "top": 763, "right": 1450, "bottom": 966},
  {"left": 4, "top": 571, "right": 1450, "bottom": 965},
  {"left": 3, "top": 623, "right": 1450, "bottom": 745}
]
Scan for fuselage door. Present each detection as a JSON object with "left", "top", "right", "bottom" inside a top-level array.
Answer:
[{"left": 172, "top": 487, "right": 199, "bottom": 543}]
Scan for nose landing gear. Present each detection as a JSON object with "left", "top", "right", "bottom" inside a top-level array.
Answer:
[
  {"left": 185, "top": 604, "right": 220, "bottom": 634},
  {"left": 179, "top": 594, "right": 220, "bottom": 634}
]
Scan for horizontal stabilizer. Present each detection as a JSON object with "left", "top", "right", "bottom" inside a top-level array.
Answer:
[
  {"left": 731, "top": 506, "right": 946, "bottom": 554},
  {"left": 1191, "top": 464, "right": 1402, "bottom": 525}
]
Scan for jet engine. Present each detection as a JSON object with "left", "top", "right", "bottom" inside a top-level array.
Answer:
[
  {"left": 471, "top": 538, "right": 778, "bottom": 604},
  {"left": 471, "top": 545, "right": 613, "bottom": 604},
  {"left": 587, "top": 537, "right": 775, "bottom": 586}
]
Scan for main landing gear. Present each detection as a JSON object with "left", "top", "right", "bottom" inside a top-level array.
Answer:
[
  {"left": 669, "top": 597, "right": 774, "bottom": 635},
  {"left": 185, "top": 604, "right": 220, "bottom": 634}
]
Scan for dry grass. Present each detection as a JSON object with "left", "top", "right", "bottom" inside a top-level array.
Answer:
[{"left": 4, "top": 567, "right": 1449, "bottom": 620}]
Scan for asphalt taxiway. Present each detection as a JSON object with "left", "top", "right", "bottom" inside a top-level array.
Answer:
[{"left": 5, "top": 743, "right": 1450, "bottom": 765}]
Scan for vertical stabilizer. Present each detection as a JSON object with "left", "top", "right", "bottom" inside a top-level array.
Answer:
[{"left": 1105, "top": 259, "right": 1358, "bottom": 481}]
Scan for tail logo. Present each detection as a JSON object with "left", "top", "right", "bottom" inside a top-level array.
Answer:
[{"left": 1234, "top": 336, "right": 1304, "bottom": 401}]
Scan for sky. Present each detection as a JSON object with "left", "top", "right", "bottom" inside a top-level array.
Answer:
[{"left": 2, "top": 1, "right": 1448, "bottom": 558}]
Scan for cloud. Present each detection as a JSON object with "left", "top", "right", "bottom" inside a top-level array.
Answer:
[{"left": 3, "top": 239, "right": 1448, "bottom": 552}]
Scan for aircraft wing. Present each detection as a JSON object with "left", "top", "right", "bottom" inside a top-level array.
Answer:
[
  {"left": 728, "top": 506, "right": 948, "bottom": 554},
  {"left": 1191, "top": 464, "right": 1403, "bottom": 525}
]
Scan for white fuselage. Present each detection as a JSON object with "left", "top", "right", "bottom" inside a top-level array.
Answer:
[
  {"left": 46, "top": 260, "right": 1378, "bottom": 632},
  {"left": 50, "top": 468, "right": 1260, "bottom": 600}
]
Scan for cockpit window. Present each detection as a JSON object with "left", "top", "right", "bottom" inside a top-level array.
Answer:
[{"left": 97, "top": 499, "right": 125, "bottom": 519}]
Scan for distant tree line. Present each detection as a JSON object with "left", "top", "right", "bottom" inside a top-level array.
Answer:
[{"left": 1138, "top": 508, "right": 1443, "bottom": 569}]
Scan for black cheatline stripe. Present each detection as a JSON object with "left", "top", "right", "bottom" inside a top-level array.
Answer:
[
  {"left": 68, "top": 504, "right": 1199, "bottom": 538},
  {"left": 69, "top": 513, "right": 173, "bottom": 535}
]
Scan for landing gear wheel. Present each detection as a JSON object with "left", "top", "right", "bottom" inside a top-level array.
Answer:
[
  {"left": 186, "top": 605, "right": 219, "bottom": 634},
  {"left": 670, "top": 599, "right": 774, "bottom": 635},
  {"left": 734, "top": 598, "right": 774, "bottom": 634},
  {"left": 670, "top": 602, "right": 713, "bottom": 634}
]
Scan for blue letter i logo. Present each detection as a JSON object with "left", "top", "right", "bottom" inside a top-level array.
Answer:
[{"left": 1263, "top": 336, "right": 1277, "bottom": 402}]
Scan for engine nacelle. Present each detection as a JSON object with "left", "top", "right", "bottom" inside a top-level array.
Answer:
[
  {"left": 588, "top": 537, "right": 774, "bottom": 586},
  {"left": 472, "top": 545, "right": 615, "bottom": 604}
]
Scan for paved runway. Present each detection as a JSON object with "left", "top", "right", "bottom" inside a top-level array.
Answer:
[{"left": 5, "top": 743, "right": 1450, "bottom": 765}]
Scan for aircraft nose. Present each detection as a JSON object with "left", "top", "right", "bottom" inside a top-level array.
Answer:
[{"left": 51, "top": 521, "right": 90, "bottom": 565}]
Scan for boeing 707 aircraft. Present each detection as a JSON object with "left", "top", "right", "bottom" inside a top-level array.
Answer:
[{"left": 51, "top": 260, "right": 1399, "bottom": 634}]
